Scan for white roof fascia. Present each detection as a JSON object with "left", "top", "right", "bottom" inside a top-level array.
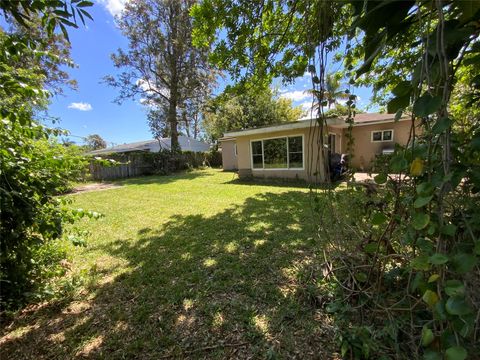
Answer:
[
  {"left": 225, "top": 120, "right": 316, "bottom": 137},
  {"left": 219, "top": 136, "right": 237, "bottom": 142},
  {"left": 329, "top": 117, "right": 411, "bottom": 129},
  {"left": 225, "top": 116, "right": 411, "bottom": 137}
]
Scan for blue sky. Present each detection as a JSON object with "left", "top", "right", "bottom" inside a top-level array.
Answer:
[
  {"left": 48, "top": 1, "right": 147, "bottom": 147},
  {"left": 47, "top": 0, "right": 373, "bottom": 146}
]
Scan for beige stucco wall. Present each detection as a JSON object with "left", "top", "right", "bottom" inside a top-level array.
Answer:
[
  {"left": 220, "top": 139, "right": 238, "bottom": 170},
  {"left": 349, "top": 120, "right": 414, "bottom": 170},
  {"left": 235, "top": 126, "right": 326, "bottom": 182},
  {"left": 226, "top": 119, "right": 416, "bottom": 181}
]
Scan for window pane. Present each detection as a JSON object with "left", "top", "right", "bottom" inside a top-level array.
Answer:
[
  {"left": 383, "top": 130, "right": 392, "bottom": 141},
  {"left": 288, "top": 136, "right": 303, "bottom": 168},
  {"left": 328, "top": 134, "right": 336, "bottom": 152},
  {"left": 251, "top": 141, "right": 262, "bottom": 155},
  {"left": 288, "top": 136, "right": 302, "bottom": 153},
  {"left": 289, "top": 152, "right": 303, "bottom": 168},
  {"left": 372, "top": 131, "right": 382, "bottom": 141},
  {"left": 252, "top": 155, "right": 263, "bottom": 168},
  {"left": 263, "top": 138, "right": 287, "bottom": 168}
]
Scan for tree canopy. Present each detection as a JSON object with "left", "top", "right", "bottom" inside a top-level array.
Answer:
[
  {"left": 203, "top": 87, "right": 302, "bottom": 142},
  {"left": 85, "top": 134, "right": 107, "bottom": 150}
]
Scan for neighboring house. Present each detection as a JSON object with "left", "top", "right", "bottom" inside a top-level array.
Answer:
[
  {"left": 88, "top": 136, "right": 211, "bottom": 155},
  {"left": 219, "top": 113, "right": 417, "bottom": 182}
]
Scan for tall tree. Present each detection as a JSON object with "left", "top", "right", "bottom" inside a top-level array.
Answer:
[{"left": 105, "top": 0, "right": 213, "bottom": 153}]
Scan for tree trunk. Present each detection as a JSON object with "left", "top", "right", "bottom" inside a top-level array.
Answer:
[
  {"left": 193, "top": 112, "right": 199, "bottom": 139},
  {"left": 168, "top": 94, "right": 180, "bottom": 153},
  {"left": 182, "top": 109, "right": 191, "bottom": 138},
  {"left": 168, "top": 1, "right": 180, "bottom": 154}
]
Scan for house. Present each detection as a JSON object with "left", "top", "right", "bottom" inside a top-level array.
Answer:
[
  {"left": 219, "top": 113, "right": 417, "bottom": 182},
  {"left": 88, "top": 135, "right": 211, "bottom": 155}
]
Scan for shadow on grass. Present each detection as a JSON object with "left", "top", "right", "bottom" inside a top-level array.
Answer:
[
  {"left": 0, "top": 191, "right": 338, "bottom": 359},
  {"left": 114, "top": 169, "right": 213, "bottom": 186},
  {"left": 225, "top": 176, "right": 345, "bottom": 191}
]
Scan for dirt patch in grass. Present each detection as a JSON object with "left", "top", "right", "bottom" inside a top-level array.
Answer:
[{"left": 71, "top": 183, "right": 122, "bottom": 194}]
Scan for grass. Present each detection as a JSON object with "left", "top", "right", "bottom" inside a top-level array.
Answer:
[{"left": 1, "top": 169, "right": 339, "bottom": 359}]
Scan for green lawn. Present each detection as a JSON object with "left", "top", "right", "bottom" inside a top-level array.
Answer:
[{"left": 1, "top": 169, "right": 338, "bottom": 359}]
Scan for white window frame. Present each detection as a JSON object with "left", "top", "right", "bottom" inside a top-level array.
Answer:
[
  {"left": 371, "top": 129, "right": 394, "bottom": 142},
  {"left": 250, "top": 134, "right": 305, "bottom": 171},
  {"left": 328, "top": 132, "right": 337, "bottom": 153}
]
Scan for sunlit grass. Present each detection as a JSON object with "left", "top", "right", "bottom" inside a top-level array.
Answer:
[{"left": 1, "top": 169, "right": 339, "bottom": 359}]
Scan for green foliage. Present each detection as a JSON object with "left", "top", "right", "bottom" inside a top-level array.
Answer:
[
  {"left": 0, "top": 0, "right": 93, "bottom": 309},
  {"left": 324, "top": 73, "right": 349, "bottom": 109},
  {"left": 191, "top": 0, "right": 347, "bottom": 84},
  {"left": 0, "top": 120, "right": 93, "bottom": 308},
  {"left": 449, "top": 53, "right": 480, "bottom": 134},
  {"left": 338, "top": 326, "right": 378, "bottom": 359},
  {"left": 324, "top": 103, "right": 364, "bottom": 118},
  {"left": 89, "top": 149, "right": 222, "bottom": 180},
  {"left": 203, "top": 87, "right": 302, "bottom": 141},
  {"left": 85, "top": 134, "right": 107, "bottom": 150},
  {"left": 3, "top": 14, "right": 78, "bottom": 96},
  {"left": 338, "top": 1, "right": 480, "bottom": 357}
]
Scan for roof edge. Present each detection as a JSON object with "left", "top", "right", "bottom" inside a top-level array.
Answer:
[{"left": 224, "top": 114, "right": 410, "bottom": 137}]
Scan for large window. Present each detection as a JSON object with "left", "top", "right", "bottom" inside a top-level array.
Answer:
[
  {"left": 251, "top": 135, "right": 303, "bottom": 169},
  {"left": 371, "top": 130, "right": 394, "bottom": 142},
  {"left": 264, "top": 138, "right": 287, "bottom": 168}
]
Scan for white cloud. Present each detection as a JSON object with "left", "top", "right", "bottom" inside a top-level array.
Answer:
[
  {"left": 136, "top": 78, "right": 152, "bottom": 92},
  {"left": 300, "top": 101, "right": 315, "bottom": 111},
  {"left": 136, "top": 78, "right": 170, "bottom": 100},
  {"left": 280, "top": 90, "right": 311, "bottom": 102},
  {"left": 97, "top": 0, "right": 127, "bottom": 17},
  {"left": 68, "top": 102, "right": 93, "bottom": 111},
  {"left": 337, "top": 95, "right": 361, "bottom": 106}
]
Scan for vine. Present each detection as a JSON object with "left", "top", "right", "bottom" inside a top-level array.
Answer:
[{"left": 317, "top": 1, "right": 480, "bottom": 358}]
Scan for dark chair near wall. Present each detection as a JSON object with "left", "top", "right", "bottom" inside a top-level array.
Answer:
[{"left": 329, "top": 153, "right": 349, "bottom": 181}]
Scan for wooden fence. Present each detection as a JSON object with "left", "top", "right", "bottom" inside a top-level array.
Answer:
[
  {"left": 88, "top": 151, "right": 223, "bottom": 181},
  {"left": 89, "top": 156, "right": 153, "bottom": 181}
]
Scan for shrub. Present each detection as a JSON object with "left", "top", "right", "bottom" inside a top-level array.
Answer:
[
  {"left": 88, "top": 149, "right": 222, "bottom": 180},
  {"left": 0, "top": 121, "right": 92, "bottom": 309}
]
